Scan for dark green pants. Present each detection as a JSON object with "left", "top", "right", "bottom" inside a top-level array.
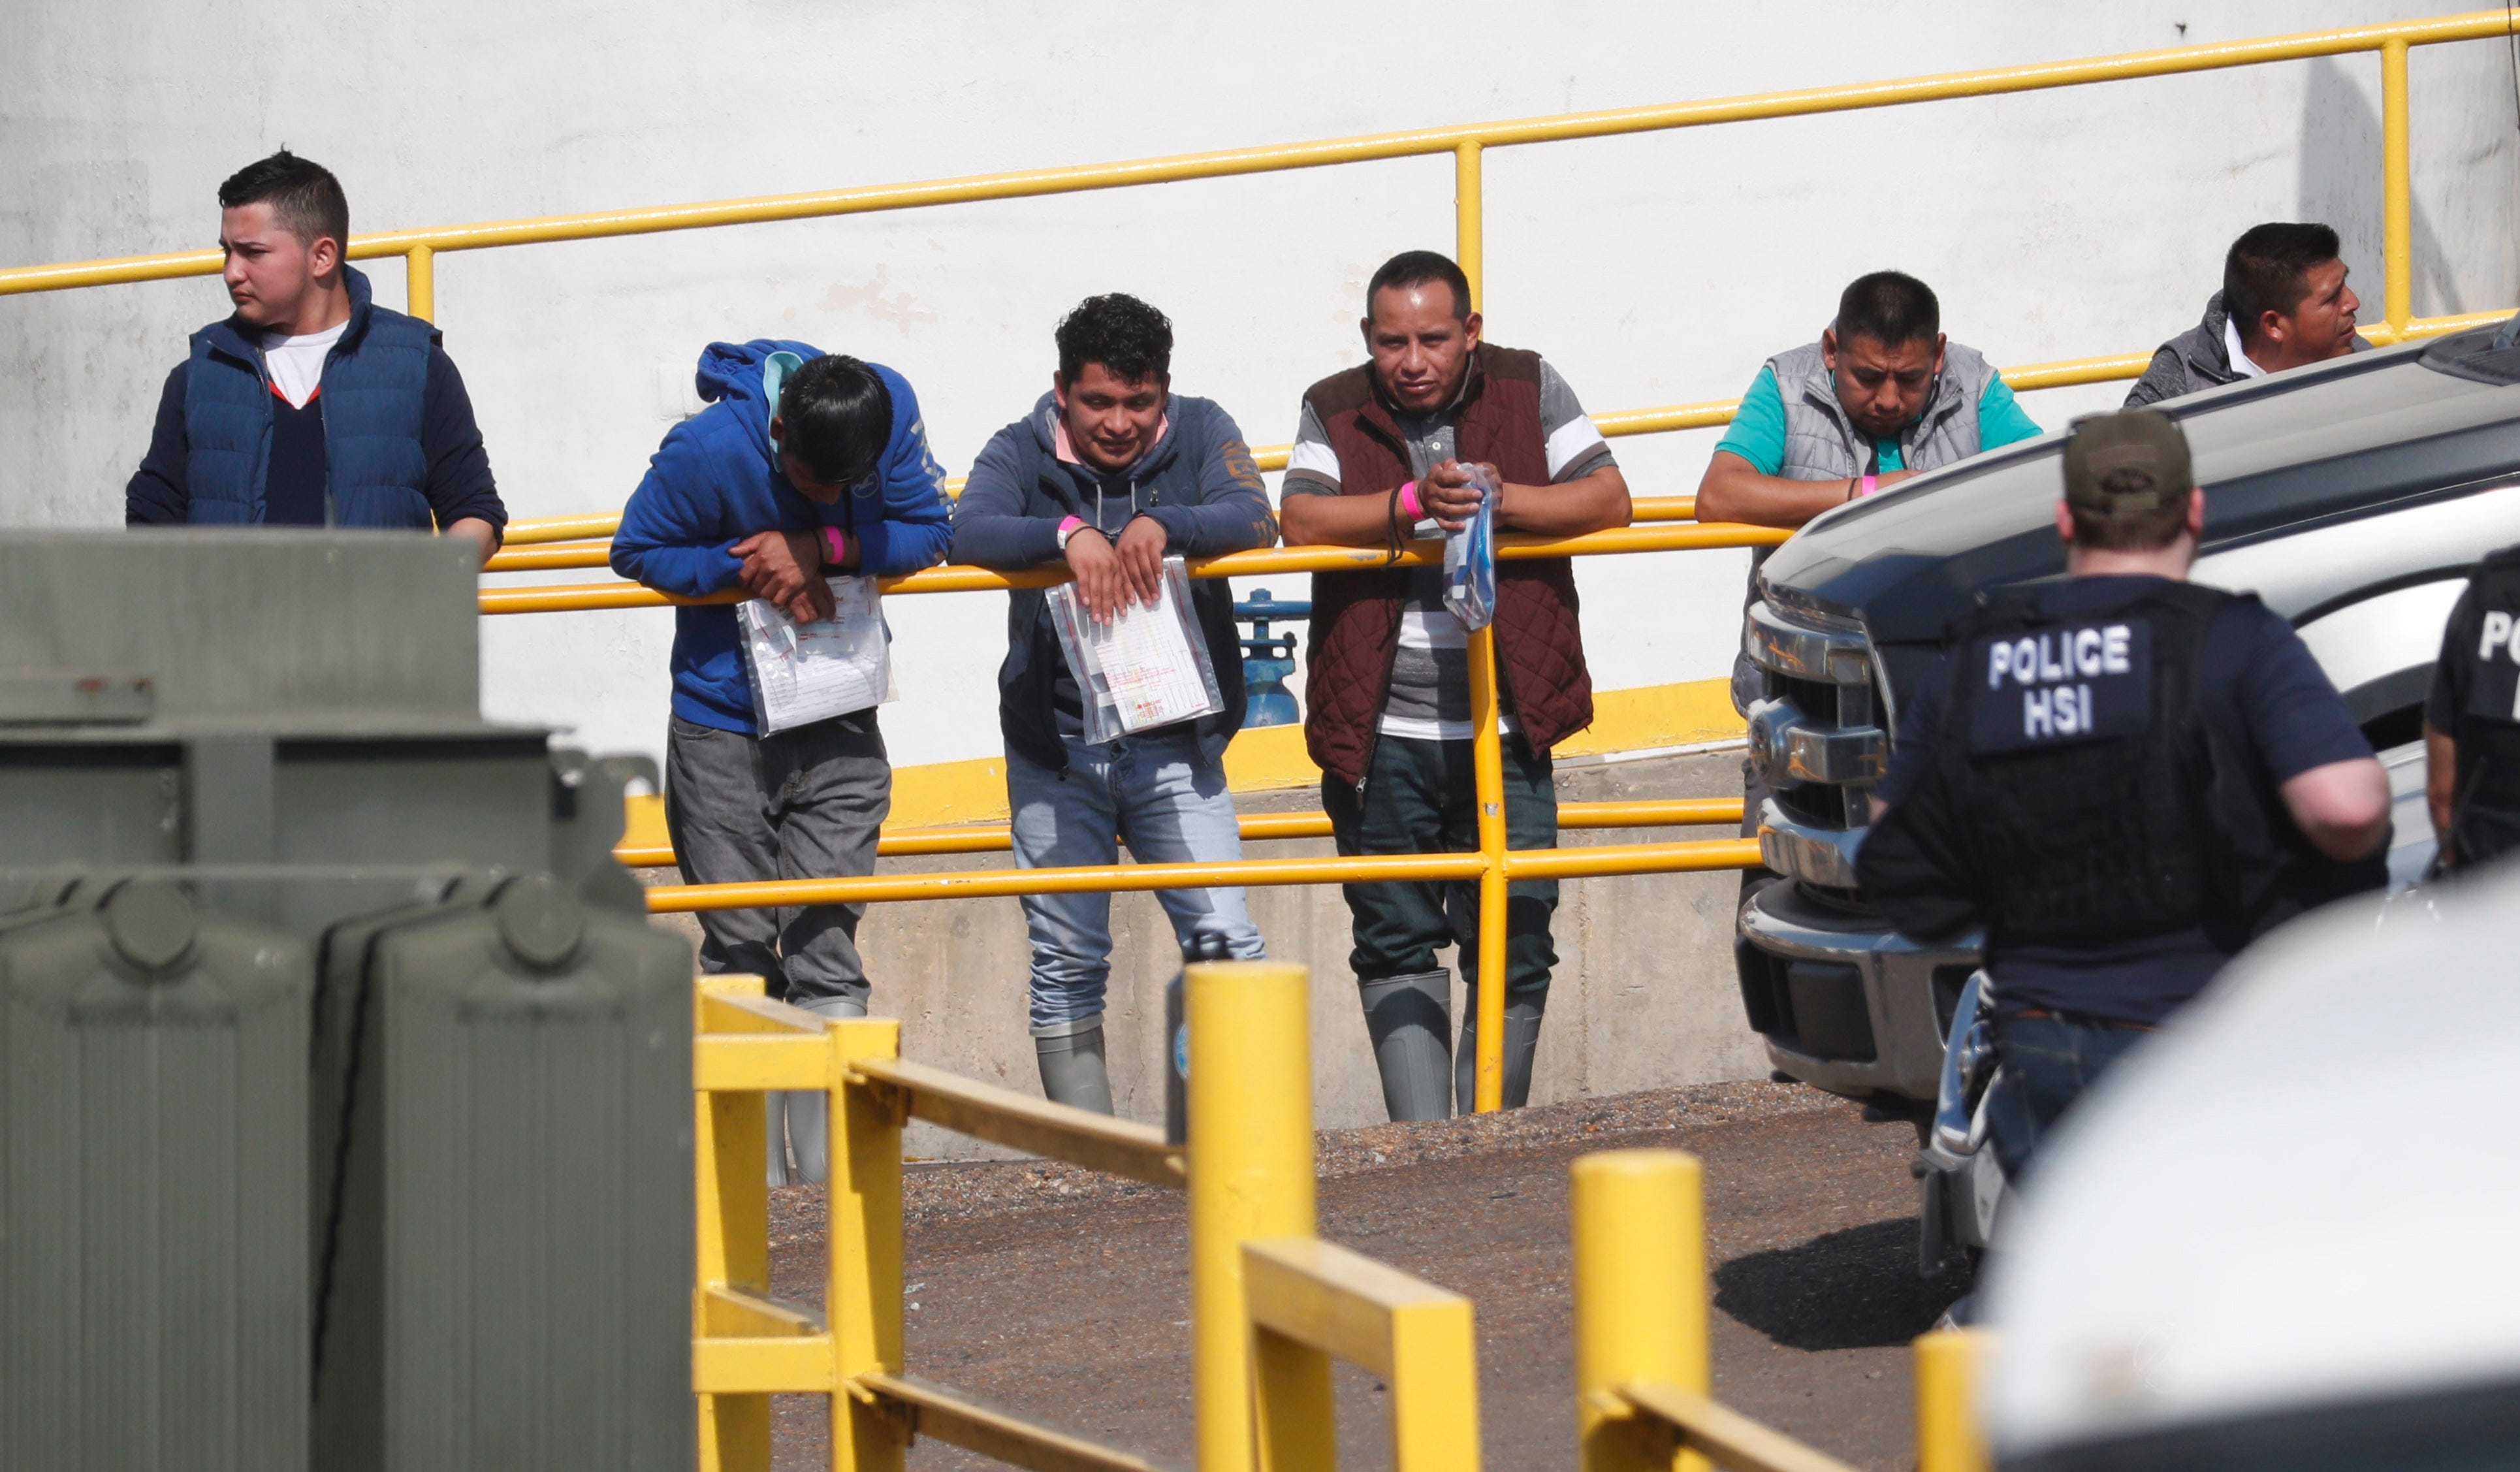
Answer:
[{"left": 1321, "top": 732, "right": 1559, "bottom": 1006}]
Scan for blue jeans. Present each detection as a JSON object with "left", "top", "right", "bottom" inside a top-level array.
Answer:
[
  {"left": 1006, "top": 729, "right": 1266, "bottom": 1033},
  {"left": 1986, "top": 1014, "right": 2151, "bottom": 1179}
]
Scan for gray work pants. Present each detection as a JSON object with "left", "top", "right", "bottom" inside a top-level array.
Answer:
[{"left": 664, "top": 711, "right": 889, "bottom": 1010}]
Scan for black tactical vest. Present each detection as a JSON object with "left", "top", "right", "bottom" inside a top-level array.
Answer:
[
  {"left": 2444, "top": 545, "right": 2520, "bottom": 865},
  {"left": 1862, "top": 582, "right": 2265, "bottom": 949}
]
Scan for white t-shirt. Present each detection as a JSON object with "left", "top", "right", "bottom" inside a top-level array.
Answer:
[
  {"left": 2222, "top": 317, "right": 2269, "bottom": 380},
  {"left": 260, "top": 319, "right": 349, "bottom": 409}
]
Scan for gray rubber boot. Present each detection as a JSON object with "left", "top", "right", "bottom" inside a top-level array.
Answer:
[
  {"left": 770, "top": 995, "right": 868, "bottom": 1187},
  {"left": 1034, "top": 1016, "right": 1114, "bottom": 1115},
  {"left": 1359, "top": 970, "right": 1454, "bottom": 1122},
  {"left": 1455, "top": 1000, "right": 1546, "bottom": 1115}
]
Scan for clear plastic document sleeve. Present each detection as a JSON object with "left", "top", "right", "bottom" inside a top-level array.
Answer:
[
  {"left": 737, "top": 575, "right": 893, "bottom": 734},
  {"left": 1045, "top": 556, "right": 1225, "bottom": 743}
]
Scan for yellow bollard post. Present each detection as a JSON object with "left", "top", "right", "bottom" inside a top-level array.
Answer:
[
  {"left": 1454, "top": 140, "right": 1483, "bottom": 313},
  {"left": 1465, "top": 626, "right": 1510, "bottom": 1113},
  {"left": 1573, "top": 1149, "right": 1709, "bottom": 1472},
  {"left": 2379, "top": 39, "right": 2412, "bottom": 336},
  {"left": 404, "top": 244, "right": 434, "bottom": 323},
  {"left": 1188, "top": 962, "right": 1322, "bottom": 1472},
  {"left": 1914, "top": 1328, "right": 1991, "bottom": 1472},
  {"left": 827, "top": 1017, "right": 906, "bottom": 1472}
]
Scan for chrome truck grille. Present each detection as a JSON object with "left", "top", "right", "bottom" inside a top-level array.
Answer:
[
  {"left": 1742, "top": 596, "right": 1888, "bottom": 891},
  {"left": 1734, "top": 591, "right": 1980, "bottom": 1100}
]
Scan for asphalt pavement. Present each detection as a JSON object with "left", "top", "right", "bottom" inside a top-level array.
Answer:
[{"left": 763, "top": 1080, "right": 1970, "bottom": 1470}]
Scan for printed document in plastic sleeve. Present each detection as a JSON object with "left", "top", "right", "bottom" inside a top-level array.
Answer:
[
  {"left": 1045, "top": 556, "right": 1224, "bottom": 743},
  {"left": 737, "top": 575, "right": 893, "bottom": 734}
]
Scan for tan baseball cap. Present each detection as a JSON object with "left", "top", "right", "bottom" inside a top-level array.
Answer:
[{"left": 2063, "top": 408, "right": 2192, "bottom": 512}]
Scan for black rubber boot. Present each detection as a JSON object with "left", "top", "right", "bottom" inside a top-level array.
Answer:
[
  {"left": 1360, "top": 970, "right": 1454, "bottom": 1121},
  {"left": 1034, "top": 1017, "right": 1115, "bottom": 1115}
]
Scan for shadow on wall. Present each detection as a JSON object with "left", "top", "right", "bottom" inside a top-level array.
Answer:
[{"left": 2297, "top": 53, "right": 2488, "bottom": 319}]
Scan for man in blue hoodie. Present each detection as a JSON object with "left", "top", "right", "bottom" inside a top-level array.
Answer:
[
  {"left": 612, "top": 342, "right": 951, "bottom": 1181},
  {"left": 952, "top": 295, "right": 1276, "bottom": 1112}
]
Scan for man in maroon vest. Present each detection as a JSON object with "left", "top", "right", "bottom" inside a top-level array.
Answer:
[{"left": 1281, "top": 250, "right": 1631, "bottom": 1119}]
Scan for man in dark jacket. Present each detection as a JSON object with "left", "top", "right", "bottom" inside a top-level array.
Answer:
[
  {"left": 2124, "top": 222, "right": 2367, "bottom": 408},
  {"left": 612, "top": 342, "right": 951, "bottom": 1181},
  {"left": 1281, "top": 251, "right": 1630, "bottom": 1121},
  {"left": 126, "top": 151, "right": 504, "bottom": 555},
  {"left": 951, "top": 294, "right": 1275, "bottom": 1112}
]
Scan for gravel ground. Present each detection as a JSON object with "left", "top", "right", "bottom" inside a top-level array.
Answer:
[{"left": 761, "top": 1080, "right": 1966, "bottom": 1470}]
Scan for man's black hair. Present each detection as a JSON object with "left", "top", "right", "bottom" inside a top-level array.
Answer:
[
  {"left": 1834, "top": 271, "right": 1940, "bottom": 348},
  {"left": 1365, "top": 251, "right": 1473, "bottom": 322},
  {"left": 218, "top": 150, "right": 350, "bottom": 252},
  {"left": 780, "top": 355, "right": 894, "bottom": 487},
  {"left": 1055, "top": 294, "right": 1173, "bottom": 384},
  {"left": 2223, "top": 222, "right": 2343, "bottom": 337}
]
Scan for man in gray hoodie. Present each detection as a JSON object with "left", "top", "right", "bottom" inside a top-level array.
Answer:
[
  {"left": 951, "top": 294, "right": 1276, "bottom": 1110},
  {"left": 2125, "top": 222, "right": 2367, "bottom": 407}
]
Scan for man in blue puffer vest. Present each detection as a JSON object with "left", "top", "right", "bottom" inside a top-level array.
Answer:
[
  {"left": 612, "top": 341, "right": 951, "bottom": 1183},
  {"left": 951, "top": 294, "right": 1275, "bottom": 1112},
  {"left": 125, "top": 151, "right": 505, "bottom": 556}
]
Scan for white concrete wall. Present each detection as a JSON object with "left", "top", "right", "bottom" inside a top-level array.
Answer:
[{"left": 4, "top": 1, "right": 2515, "bottom": 769}]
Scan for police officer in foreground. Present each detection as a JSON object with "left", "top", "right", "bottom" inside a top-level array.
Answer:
[
  {"left": 2424, "top": 544, "right": 2520, "bottom": 870},
  {"left": 1858, "top": 409, "right": 2391, "bottom": 1177}
]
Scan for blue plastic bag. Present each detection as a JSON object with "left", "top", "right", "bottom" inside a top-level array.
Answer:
[{"left": 1441, "top": 464, "right": 1499, "bottom": 632}]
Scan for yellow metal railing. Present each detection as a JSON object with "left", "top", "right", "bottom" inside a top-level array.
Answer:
[
  {"left": 1574, "top": 1149, "right": 1860, "bottom": 1472},
  {"left": 595, "top": 524, "right": 1772, "bottom": 1115},
  {"left": 618, "top": 799, "right": 1742, "bottom": 868},
  {"left": 692, "top": 961, "right": 1482, "bottom": 1472},
  {"left": 5, "top": 8, "right": 2508, "bottom": 341},
  {"left": 697, "top": 975, "right": 2004, "bottom": 1471},
  {"left": 5, "top": 16, "right": 2508, "bottom": 518},
  {"left": 478, "top": 520, "right": 1785, "bottom": 614},
  {"left": 1570, "top": 1148, "right": 2002, "bottom": 1472},
  {"left": 16, "top": 12, "right": 2513, "bottom": 1113}
]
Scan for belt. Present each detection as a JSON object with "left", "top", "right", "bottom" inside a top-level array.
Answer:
[{"left": 2009, "top": 1006, "right": 2159, "bottom": 1034}]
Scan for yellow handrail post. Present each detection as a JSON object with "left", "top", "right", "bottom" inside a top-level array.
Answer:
[
  {"left": 829, "top": 1017, "right": 908, "bottom": 1472},
  {"left": 1188, "top": 961, "right": 1320, "bottom": 1472},
  {"left": 1573, "top": 1149, "right": 1710, "bottom": 1472},
  {"left": 1385, "top": 1289, "right": 1482, "bottom": 1471},
  {"left": 1466, "top": 626, "right": 1511, "bottom": 1113},
  {"left": 2380, "top": 38, "right": 2414, "bottom": 334},
  {"left": 1456, "top": 128, "right": 1505, "bottom": 1118},
  {"left": 1913, "top": 1329, "right": 1991, "bottom": 1472},
  {"left": 405, "top": 245, "right": 434, "bottom": 323},
  {"left": 695, "top": 982, "right": 775, "bottom": 1472},
  {"left": 1249, "top": 1315, "right": 1338, "bottom": 1470}
]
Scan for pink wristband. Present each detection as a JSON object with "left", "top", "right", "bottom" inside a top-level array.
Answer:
[
  {"left": 1859, "top": 474, "right": 1879, "bottom": 498},
  {"left": 1057, "top": 515, "right": 1086, "bottom": 545},
  {"left": 1397, "top": 481, "right": 1422, "bottom": 520},
  {"left": 820, "top": 525, "right": 850, "bottom": 567}
]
